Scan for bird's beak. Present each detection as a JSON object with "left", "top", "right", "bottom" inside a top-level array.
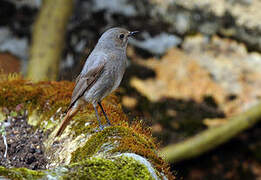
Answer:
[{"left": 128, "top": 31, "right": 139, "bottom": 37}]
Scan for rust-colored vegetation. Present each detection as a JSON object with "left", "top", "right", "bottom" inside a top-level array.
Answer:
[
  {"left": 0, "top": 73, "right": 173, "bottom": 179},
  {"left": 0, "top": 73, "right": 72, "bottom": 120},
  {"left": 117, "top": 121, "right": 172, "bottom": 179}
]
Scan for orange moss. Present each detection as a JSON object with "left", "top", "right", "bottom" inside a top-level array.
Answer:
[
  {"left": 0, "top": 74, "right": 124, "bottom": 127},
  {"left": 0, "top": 74, "right": 72, "bottom": 120},
  {"left": 71, "top": 123, "right": 173, "bottom": 179},
  {"left": 115, "top": 135, "right": 172, "bottom": 179},
  {"left": 115, "top": 121, "right": 173, "bottom": 179},
  {"left": 0, "top": 74, "right": 174, "bottom": 179}
]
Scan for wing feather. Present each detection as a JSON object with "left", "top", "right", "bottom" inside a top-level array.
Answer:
[{"left": 67, "top": 63, "right": 104, "bottom": 111}]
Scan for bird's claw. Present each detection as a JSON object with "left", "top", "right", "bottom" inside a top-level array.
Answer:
[
  {"left": 94, "top": 123, "right": 112, "bottom": 133},
  {"left": 99, "top": 125, "right": 104, "bottom": 131}
]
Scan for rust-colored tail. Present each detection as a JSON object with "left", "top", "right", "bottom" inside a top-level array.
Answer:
[{"left": 55, "top": 107, "right": 79, "bottom": 137}]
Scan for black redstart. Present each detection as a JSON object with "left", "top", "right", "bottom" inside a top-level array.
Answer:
[{"left": 56, "top": 27, "right": 138, "bottom": 137}]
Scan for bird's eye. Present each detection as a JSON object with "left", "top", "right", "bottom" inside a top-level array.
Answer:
[{"left": 119, "top": 34, "right": 125, "bottom": 39}]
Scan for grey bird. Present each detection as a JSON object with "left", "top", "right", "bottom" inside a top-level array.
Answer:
[{"left": 56, "top": 27, "right": 138, "bottom": 137}]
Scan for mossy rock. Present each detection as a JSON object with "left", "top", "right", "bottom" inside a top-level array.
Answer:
[
  {"left": 0, "top": 74, "right": 173, "bottom": 179},
  {"left": 0, "top": 156, "right": 158, "bottom": 180}
]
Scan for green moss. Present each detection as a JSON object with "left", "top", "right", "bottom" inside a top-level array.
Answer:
[
  {"left": 71, "top": 126, "right": 154, "bottom": 162},
  {"left": 70, "top": 125, "right": 172, "bottom": 179},
  {"left": 69, "top": 108, "right": 96, "bottom": 137},
  {"left": 0, "top": 166, "right": 45, "bottom": 180},
  {"left": 65, "top": 156, "right": 154, "bottom": 180},
  {"left": 0, "top": 74, "right": 174, "bottom": 179},
  {"left": 0, "top": 112, "right": 4, "bottom": 123},
  {"left": 0, "top": 157, "right": 155, "bottom": 180}
]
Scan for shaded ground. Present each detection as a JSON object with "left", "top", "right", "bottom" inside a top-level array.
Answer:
[
  {"left": 173, "top": 122, "right": 261, "bottom": 180},
  {"left": 120, "top": 67, "right": 261, "bottom": 179},
  {"left": 0, "top": 113, "right": 47, "bottom": 170}
]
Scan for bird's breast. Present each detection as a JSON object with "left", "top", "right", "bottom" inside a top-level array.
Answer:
[{"left": 82, "top": 52, "right": 127, "bottom": 104}]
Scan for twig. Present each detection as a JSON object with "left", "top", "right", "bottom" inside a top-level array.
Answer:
[
  {"left": 2, "top": 133, "right": 7, "bottom": 158},
  {"left": 0, "top": 123, "right": 8, "bottom": 158}
]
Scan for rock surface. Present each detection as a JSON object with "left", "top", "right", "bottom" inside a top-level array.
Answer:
[
  {"left": 150, "top": 0, "right": 261, "bottom": 51},
  {"left": 130, "top": 35, "right": 261, "bottom": 116},
  {"left": 0, "top": 75, "right": 172, "bottom": 179}
]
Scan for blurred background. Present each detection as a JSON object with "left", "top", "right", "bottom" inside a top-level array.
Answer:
[{"left": 0, "top": 0, "right": 261, "bottom": 179}]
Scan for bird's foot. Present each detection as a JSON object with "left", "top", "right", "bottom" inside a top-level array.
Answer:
[
  {"left": 99, "top": 124, "right": 104, "bottom": 131},
  {"left": 106, "top": 121, "right": 112, "bottom": 126},
  {"left": 94, "top": 125, "right": 105, "bottom": 132},
  {"left": 94, "top": 123, "right": 112, "bottom": 132}
]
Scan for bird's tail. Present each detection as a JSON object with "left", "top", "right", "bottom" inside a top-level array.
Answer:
[{"left": 55, "top": 107, "right": 79, "bottom": 137}]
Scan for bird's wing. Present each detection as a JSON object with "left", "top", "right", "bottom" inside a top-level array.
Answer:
[{"left": 67, "top": 63, "right": 105, "bottom": 111}]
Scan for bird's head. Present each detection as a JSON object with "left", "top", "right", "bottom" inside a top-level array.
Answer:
[{"left": 97, "top": 27, "right": 138, "bottom": 50}]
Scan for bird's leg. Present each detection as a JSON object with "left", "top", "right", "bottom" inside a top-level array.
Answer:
[
  {"left": 93, "top": 104, "right": 104, "bottom": 130},
  {"left": 98, "top": 101, "right": 111, "bottom": 126}
]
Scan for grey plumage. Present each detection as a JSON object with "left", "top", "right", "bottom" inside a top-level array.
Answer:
[{"left": 56, "top": 27, "right": 137, "bottom": 136}]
